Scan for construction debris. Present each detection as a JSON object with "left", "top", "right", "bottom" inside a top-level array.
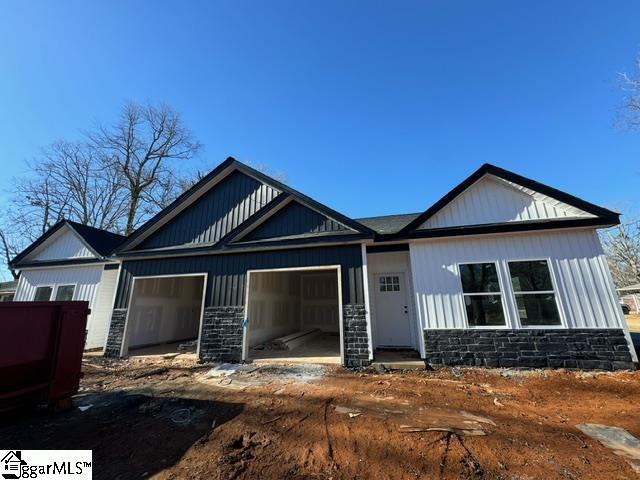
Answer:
[
  {"left": 576, "top": 423, "right": 640, "bottom": 473},
  {"left": 257, "top": 329, "right": 322, "bottom": 351}
]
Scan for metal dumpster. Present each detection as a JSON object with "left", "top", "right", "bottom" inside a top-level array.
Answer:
[{"left": 0, "top": 301, "right": 90, "bottom": 410}]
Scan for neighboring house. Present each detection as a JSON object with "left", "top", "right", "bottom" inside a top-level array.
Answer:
[
  {"left": 95, "top": 157, "right": 636, "bottom": 370},
  {"left": 618, "top": 283, "right": 640, "bottom": 313},
  {"left": 0, "top": 280, "right": 17, "bottom": 301},
  {"left": 10, "top": 220, "right": 125, "bottom": 350}
]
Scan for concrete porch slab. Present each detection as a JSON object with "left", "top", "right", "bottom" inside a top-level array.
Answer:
[{"left": 372, "top": 350, "right": 426, "bottom": 371}]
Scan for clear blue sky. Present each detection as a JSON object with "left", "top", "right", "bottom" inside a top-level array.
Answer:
[{"left": 1, "top": 0, "right": 640, "bottom": 223}]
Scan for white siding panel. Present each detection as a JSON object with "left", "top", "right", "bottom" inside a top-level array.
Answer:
[
  {"left": 409, "top": 229, "right": 626, "bottom": 332},
  {"left": 28, "top": 228, "right": 95, "bottom": 261},
  {"left": 86, "top": 267, "right": 119, "bottom": 350},
  {"left": 421, "top": 175, "right": 595, "bottom": 229},
  {"left": 13, "top": 265, "right": 106, "bottom": 349}
]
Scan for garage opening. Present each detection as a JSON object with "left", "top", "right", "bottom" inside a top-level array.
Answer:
[
  {"left": 123, "top": 275, "right": 205, "bottom": 357},
  {"left": 245, "top": 268, "right": 342, "bottom": 364}
]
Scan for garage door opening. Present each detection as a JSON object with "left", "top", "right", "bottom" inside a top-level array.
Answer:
[
  {"left": 122, "top": 275, "right": 206, "bottom": 357},
  {"left": 244, "top": 267, "right": 342, "bottom": 365}
]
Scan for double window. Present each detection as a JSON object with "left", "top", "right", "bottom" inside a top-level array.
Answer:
[
  {"left": 459, "top": 260, "right": 561, "bottom": 327},
  {"left": 33, "top": 284, "right": 76, "bottom": 302}
]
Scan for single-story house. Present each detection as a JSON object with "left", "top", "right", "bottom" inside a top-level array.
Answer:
[
  {"left": 94, "top": 157, "right": 636, "bottom": 370},
  {"left": 0, "top": 280, "right": 17, "bottom": 301},
  {"left": 10, "top": 157, "right": 637, "bottom": 370},
  {"left": 10, "top": 220, "right": 125, "bottom": 349}
]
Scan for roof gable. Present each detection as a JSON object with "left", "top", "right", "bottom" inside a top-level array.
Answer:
[
  {"left": 28, "top": 226, "right": 96, "bottom": 261},
  {"left": 10, "top": 220, "right": 125, "bottom": 268},
  {"left": 419, "top": 174, "right": 595, "bottom": 229},
  {"left": 236, "top": 199, "right": 354, "bottom": 243},
  {"left": 117, "top": 157, "right": 375, "bottom": 253},
  {"left": 135, "top": 169, "right": 280, "bottom": 250},
  {"left": 400, "top": 164, "right": 619, "bottom": 235}
]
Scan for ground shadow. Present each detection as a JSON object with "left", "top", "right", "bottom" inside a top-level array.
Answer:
[{"left": 0, "top": 392, "right": 243, "bottom": 480}]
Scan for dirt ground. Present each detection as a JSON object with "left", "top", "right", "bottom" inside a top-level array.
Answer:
[{"left": 2, "top": 356, "right": 640, "bottom": 480}]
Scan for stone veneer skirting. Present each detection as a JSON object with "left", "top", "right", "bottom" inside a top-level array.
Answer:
[
  {"left": 104, "top": 304, "right": 372, "bottom": 369},
  {"left": 199, "top": 306, "right": 245, "bottom": 362},
  {"left": 343, "top": 304, "right": 371, "bottom": 368},
  {"left": 104, "top": 309, "right": 128, "bottom": 358},
  {"left": 423, "top": 329, "right": 635, "bottom": 370}
]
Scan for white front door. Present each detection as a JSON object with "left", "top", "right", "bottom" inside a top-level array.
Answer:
[{"left": 373, "top": 273, "right": 412, "bottom": 347}]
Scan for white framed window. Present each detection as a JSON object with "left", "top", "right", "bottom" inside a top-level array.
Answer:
[
  {"left": 507, "top": 260, "right": 561, "bottom": 326},
  {"left": 34, "top": 286, "right": 53, "bottom": 301},
  {"left": 54, "top": 284, "right": 76, "bottom": 301},
  {"left": 379, "top": 275, "right": 400, "bottom": 292},
  {"left": 459, "top": 262, "right": 506, "bottom": 327}
]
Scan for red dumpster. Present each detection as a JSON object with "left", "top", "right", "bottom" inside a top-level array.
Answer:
[{"left": 0, "top": 301, "right": 90, "bottom": 411}]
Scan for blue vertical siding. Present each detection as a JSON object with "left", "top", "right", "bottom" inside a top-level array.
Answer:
[
  {"left": 243, "top": 201, "right": 349, "bottom": 241},
  {"left": 115, "top": 244, "right": 364, "bottom": 308},
  {"left": 137, "top": 170, "right": 280, "bottom": 249}
]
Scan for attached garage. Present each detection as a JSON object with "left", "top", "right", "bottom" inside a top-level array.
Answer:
[
  {"left": 243, "top": 267, "right": 342, "bottom": 364},
  {"left": 121, "top": 274, "right": 206, "bottom": 355}
]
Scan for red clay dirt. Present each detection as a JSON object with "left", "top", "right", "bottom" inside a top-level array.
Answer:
[{"left": 2, "top": 356, "right": 640, "bottom": 480}]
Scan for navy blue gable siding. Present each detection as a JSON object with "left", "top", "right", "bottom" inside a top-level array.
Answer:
[
  {"left": 114, "top": 245, "right": 364, "bottom": 308},
  {"left": 242, "top": 201, "right": 351, "bottom": 241},
  {"left": 136, "top": 170, "right": 280, "bottom": 250}
]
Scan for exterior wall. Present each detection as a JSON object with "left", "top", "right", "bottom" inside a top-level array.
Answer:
[
  {"left": 409, "top": 229, "right": 626, "bottom": 331},
  {"left": 106, "top": 244, "right": 371, "bottom": 366},
  {"left": 14, "top": 264, "right": 110, "bottom": 350},
  {"left": 423, "top": 329, "right": 634, "bottom": 370},
  {"left": 421, "top": 175, "right": 594, "bottom": 229},
  {"left": 409, "top": 228, "right": 638, "bottom": 366},
  {"left": 244, "top": 201, "right": 350, "bottom": 241},
  {"left": 85, "top": 267, "right": 119, "bottom": 349},
  {"left": 137, "top": 170, "right": 280, "bottom": 250},
  {"left": 115, "top": 245, "right": 365, "bottom": 308},
  {"left": 366, "top": 251, "right": 419, "bottom": 349},
  {"left": 15, "top": 265, "right": 104, "bottom": 304},
  {"left": 343, "top": 304, "right": 370, "bottom": 368},
  {"left": 27, "top": 228, "right": 94, "bottom": 261}
]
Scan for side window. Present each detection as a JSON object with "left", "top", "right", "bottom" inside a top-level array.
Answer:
[
  {"left": 34, "top": 286, "right": 53, "bottom": 301},
  {"left": 508, "top": 260, "right": 561, "bottom": 326},
  {"left": 54, "top": 285, "right": 76, "bottom": 301},
  {"left": 459, "top": 263, "right": 506, "bottom": 327}
]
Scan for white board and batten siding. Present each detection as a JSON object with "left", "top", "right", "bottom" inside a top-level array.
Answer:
[
  {"left": 27, "top": 228, "right": 95, "bottom": 261},
  {"left": 13, "top": 224, "right": 120, "bottom": 350},
  {"left": 409, "top": 229, "right": 629, "bottom": 336},
  {"left": 420, "top": 175, "right": 595, "bottom": 230},
  {"left": 14, "top": 265, "right": 119, "bottom": 349}
]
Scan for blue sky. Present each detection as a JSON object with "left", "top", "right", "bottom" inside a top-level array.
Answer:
[{"left": 1, "top": 0, "right": 640, "bottom": 227}]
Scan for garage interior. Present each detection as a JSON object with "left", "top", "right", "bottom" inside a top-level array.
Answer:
[
  {"left": 124, "top": 275, "right": 205, "bottom": 356},
  {"left": 247, "top": 269, "right": 341, "bottom": 364}
]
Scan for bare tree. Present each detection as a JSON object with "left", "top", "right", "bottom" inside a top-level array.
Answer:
[
  {"left": 617, "top": 55, "right": 640, "bottom": 131},
  {"left": 602, "top": 222, "right": 640, "bottom": 287},
  {"left": 41, "top": 141, "right": 129, "bottom": 231},
  {"left": 90, "top": 102, "right": 202, "bottom": 233}
]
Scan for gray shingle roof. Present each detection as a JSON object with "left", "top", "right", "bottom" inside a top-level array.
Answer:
[{"left": 355, "top": 213, "right": 421, "bottom": 235}]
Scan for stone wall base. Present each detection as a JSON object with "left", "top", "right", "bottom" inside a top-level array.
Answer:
[
  {"left": 343, "top": 304, "right": 371, "bottom": 368},
  {"left": 199, "top": 306, "right": 245, "bottom": 362},
  {"left": 423, "top": 329, "right": 635, "bottom": 370},
  {"left": 104, "top": 309, "right": 127, "bottom": 358}
]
